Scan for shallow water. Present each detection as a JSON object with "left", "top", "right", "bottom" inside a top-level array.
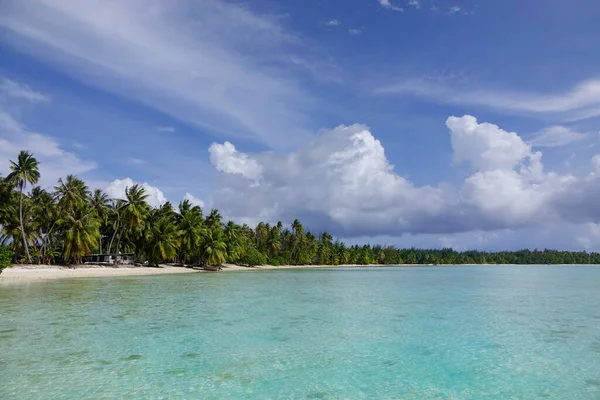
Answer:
[{"left": 1, "top": 266, "right": 599, "bottom": 399}]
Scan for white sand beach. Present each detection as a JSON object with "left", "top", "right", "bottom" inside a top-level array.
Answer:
[{"left": 0, "top": 263, "right": 353, "bottom": 284}]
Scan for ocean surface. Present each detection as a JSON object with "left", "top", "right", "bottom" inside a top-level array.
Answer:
[{"left": 1, "top": 266, "right": 600, "bottom": 399}]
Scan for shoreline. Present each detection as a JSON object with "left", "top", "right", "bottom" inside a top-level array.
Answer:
[
  {"left": 1, "top": 263, "right": 596, "bottom": 284},
  {"left": 0, "top": 263, "right": 350, "bottom": 284}
]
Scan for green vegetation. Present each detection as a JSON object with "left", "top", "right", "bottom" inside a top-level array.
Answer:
[
  {"left": 1, "top": 150, "right": 600, "bottom": 267},
  {"left": 0, "top": 246, "right": 13, "bottom": 271}
]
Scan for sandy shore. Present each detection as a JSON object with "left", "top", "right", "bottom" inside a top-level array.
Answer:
[{"left": 0, "top": 263, "right": 354, "bottom": 284}]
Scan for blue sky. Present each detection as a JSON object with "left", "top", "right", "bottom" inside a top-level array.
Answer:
[{"left": 1, "top": 0, "right": 600, "bottom": 251}]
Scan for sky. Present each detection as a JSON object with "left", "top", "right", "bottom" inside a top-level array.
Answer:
[{"left": 1, "top": 0, "right": 600, "bottom": 251}]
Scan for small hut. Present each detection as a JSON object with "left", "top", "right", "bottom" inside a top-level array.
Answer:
[{"left": 83, "top": 253, "right": 135, "bottom": 265}]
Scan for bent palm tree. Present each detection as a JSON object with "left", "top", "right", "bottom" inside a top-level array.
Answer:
[{"left": 5, "top": 151, "right": 40, "bottom": 263}]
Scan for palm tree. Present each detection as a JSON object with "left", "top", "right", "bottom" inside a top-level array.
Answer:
[
  {"left": 107, "top": 199, "right": 124, "bottom": 254},
  {"left": 31, "top": 187, "right": 58, "bottom": 263},
  {"left": 223, "top": 221, "right": 241, "bottom": 262},
  {"left": 199, "top": 228, "right": 228, "bottom": 266},
  {"left": 0, "top": 200, "right": 36, "bottom": 259},
  {"left": 267, "top": 226, "right": 281, "bottom": 258},
  {"left": 0, "top": 175, "right": 13, "bottom": 226},
  {"left": 177, "top": 200, "right": 204, "bottom": 264},
  {"left": 90, "top": 189, "right": 110, "bottom": 253},
  {"left": 205, "top": 209, "right": 222, "bottom": 231},
  {"left": 5, "top": 151, "right": 40, "bottom": 263},
  {"left": 117, "top": 184, "right": 150, "bottom": 254},
  {"left": 55, "top": 175, "right": 89, "bottom": 214},
  {"left": 60, "top": 205, "right": 101, "bottom": 264},
  {"left": 121, "top": 184, "right": 150, "bottom": 229},
  {"left": 145, "top": 218, "right": 179, "bottom": 266},
  {"left": 291, "top": 219, "right": 304, "bottom": 237}
]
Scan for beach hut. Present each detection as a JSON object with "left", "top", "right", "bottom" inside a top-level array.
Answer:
[{"left": 83, "top": 253, "right": 135, "bottom": 265}]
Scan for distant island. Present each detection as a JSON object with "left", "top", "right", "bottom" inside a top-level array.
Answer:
[{"left": 2, "top": 150, "right": 600, "bottom": 273}]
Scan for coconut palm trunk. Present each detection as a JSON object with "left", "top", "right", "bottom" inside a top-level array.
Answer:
[{"left": 18, "top": 184, "right": 32, "bottom": 263}]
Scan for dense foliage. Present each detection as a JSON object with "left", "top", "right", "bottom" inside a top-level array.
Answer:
[
  {"left": 2, "top": 151, "right": 600, "bottom": 266},
  {"left": 0, "top": 245, "right": 13, "bottom": 271}
]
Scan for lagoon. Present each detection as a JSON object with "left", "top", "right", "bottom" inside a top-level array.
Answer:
[{"left": 1, "top": 266, "right": 600, "bottom": 399}]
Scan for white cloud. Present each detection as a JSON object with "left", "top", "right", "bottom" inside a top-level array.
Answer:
[
  {"left": 446, "top": 115, "right": 532, "bottom": 171},
  {"left": 104, "top": 178, "right": 167, "bottom": 209},
  {"left": 209, "top": 141, "right": 263, "bottom": 181},
  {"left": 448, "top": 6, "right": 461, "bottom": 14},
  {"left": 376, "top": 77, "right": 600, "bottom": 121},
  {"left": 378, "top": 0, "right": 403, "bottom": 11},
  {"left": 408, "top": 0, "right": 421, "bottom": 9},
  {"left": 0, "top": 76, "right": 96, "bottom": 188},
  {"left": 348, "top": 28, "right": 364, "bottom": 36},
  {"left": 0, "top": 78, "right": 48, "bottom": 102},
  {"left": 156, "top": 126, "right": 175, "bottom": 133},
  {"left": 0, "top": 110, "right": 96, "bottom": 189},
  {"left": 204, "top": 115, "right": 600, "bottom": 239},
  {"left": 326, "top": 19, "right": 341, "bottom": 26},
  {"left": 127, "top": 158, "right": 147, "bottom": 165},
  {"left": 530, "top": 126, "right": 586, "bottom": 147},
  {"left": 184, "top": 193, "right": 205, "bottom": 208},
  {"left": 592, "top": 154, "right": 600, "bottom": 169},
  {"left": 208, "top": 123, "right": 449, "bottom": 236},
  {"left": 0, "top": 0, "right": 317, "bottom": 148}
]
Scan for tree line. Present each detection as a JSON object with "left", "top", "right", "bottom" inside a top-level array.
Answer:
[{"left": 1, "top": 150, "right": 600, "bottom": 269}]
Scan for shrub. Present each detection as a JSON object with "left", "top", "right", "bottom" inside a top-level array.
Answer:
[
  {"left": 268, "top": 256, "right": 285, "bottom": 266},
  {"left": 239, "top": 248, "right": 267, "bottom": 266},
  {"left": 0, "top": 246, "right": 14, "bottom": 272}
]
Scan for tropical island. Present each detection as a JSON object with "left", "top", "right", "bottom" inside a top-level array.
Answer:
[{"left": 2, "top": 150, "right": 600, "bottom": 276}]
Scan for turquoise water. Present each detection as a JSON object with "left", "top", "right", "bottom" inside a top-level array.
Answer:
[{"left": 1, "top": 266, "right": 600, "bottom": 399}]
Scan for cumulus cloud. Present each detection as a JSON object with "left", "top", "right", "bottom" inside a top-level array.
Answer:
[
  {"left": 326, "top": 19, "right": 341, "bottom": 26},
  {"left": 204, "top": 115, "right": 600, "bottom": 238},
  {"left": 447, "top": 115, "right": 532, "bottom": 171},
  {"left": 209, "top": 142, "right": 263, "bottom": 181},
  {"left": 184, "top": 193, "right": 205, "bottom": 208},
  {"left": 105, "top": 178, "right": 168, "bottom": 209}
]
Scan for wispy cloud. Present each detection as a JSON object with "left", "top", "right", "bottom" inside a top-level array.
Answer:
[
  {"left": 378, "top": 0, "right": 403, "bottom": 12},
  {"left": 156, "top": 126, "right": 176, "bottom": 133},
  {"left": 348, "top": 28, "right": 364, "bottom": 36},
  {"left": 127, "top": 157, "right": 148, "bottom": 165},
  {"left": 0, "top": 111, "right": 96, "bottom": 189},
  {"left": 325, "top": 19, "right": 341, "bottom": 26},
  {"left": 0, "top": 78, "right": 48, "bottom": 102},
  {"left": 407, "top": 0, "right": 421, "bottom": 9},
  {"left": 0, "top": 0, "right": 319, "bottom": 148},
  {"left": 530, "top": 126, "right": 587, "bottom": 147},
  {"left": 0, "top": 77, "right": 95, "bottom": 187},
  {"left": 375, "top": 77, "right": 600, "bottom": 121},
  {"left": 448, "top": 6, "right": 461, "bottom": 14}
]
